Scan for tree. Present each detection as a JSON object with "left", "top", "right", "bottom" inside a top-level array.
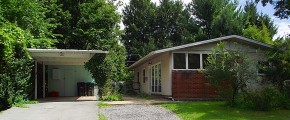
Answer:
[
  {"left": 243, "top": 23, "right": 273, "bottom": 44},
  {"left": 211, "top": 2, "right": 244, "bottom": 37},
  {"left": 122, "top": 0, "right": 157, "bottom": 56},
  {"left": 203, "top": 43, "right": 259, "bottom": 106},
  {"left": 256, "top": 0, "right": 290, "bottom": 19},
  {"left": 54, "top": 0, "right": 121, "bottom": 50},
  {"left": 0, "top": 0, "right": 58, "bottom": 48},
  {"left": 154, "top": 0, "right": 197, "bottom": 48},
  {"left": 265, "top": 37, "right": 290, "bottom": 91},
  {"left": 244, "top": 1, "right": 277, "bottom": 38},
  {"left": 188, "top": 0, "right": 229, "bottom": 40},
  {"left": 0, "top": 23, "right": 33, "bottom": 110}
]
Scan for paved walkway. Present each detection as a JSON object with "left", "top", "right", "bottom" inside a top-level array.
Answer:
[{"left": 0, "top": 101, "right": 98, "bottom": 120}]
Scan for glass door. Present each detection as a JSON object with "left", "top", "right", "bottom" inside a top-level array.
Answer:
[{"left": 151, "top": 63, "right": 161, "bottom": 93}]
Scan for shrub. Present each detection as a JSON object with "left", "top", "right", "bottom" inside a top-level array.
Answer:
[
  {"left": 237, "top": 86, "right": 289, "bottom": 111},
  {"left": 203, "top": 43, "right": 259, "bottom": 106}
]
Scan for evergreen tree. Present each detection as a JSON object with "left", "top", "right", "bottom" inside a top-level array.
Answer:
[{"left": 122, "top": 0, "right": 157, "bottom": 56}]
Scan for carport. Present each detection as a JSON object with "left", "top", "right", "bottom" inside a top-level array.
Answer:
[{"left": 28, "top": 49, "right": 108, "bottom": 99}]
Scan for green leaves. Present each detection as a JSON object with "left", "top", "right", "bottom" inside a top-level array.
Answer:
[{"left": 203, "top": 42, "right": 259, "bottom": 106}]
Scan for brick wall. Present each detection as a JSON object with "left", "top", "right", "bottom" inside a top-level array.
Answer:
[{"left": 172, "top": 70, "right": 218, "bottom": 99}]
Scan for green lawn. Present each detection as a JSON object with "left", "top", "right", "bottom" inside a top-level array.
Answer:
[{"left": 162, "top": 102, "right": 290, "bottom": 120}]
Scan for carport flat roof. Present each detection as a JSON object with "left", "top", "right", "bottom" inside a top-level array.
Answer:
[
  {"left": 28, "top": 48, "right": 108, "bottom": 54},
  {"left": 28, "top": 48, "right": 108, "bottom": 65}
]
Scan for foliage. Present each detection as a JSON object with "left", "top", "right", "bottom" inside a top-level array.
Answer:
[
  {"left": 237, "top": 86, "right": 290, "bottom": 111},
  {"left": 0, "top": 0, "right": 58, "bottom": 48},
  {"left": 256, "top": 0, "right": 290, "bottom": 19},
  {"left": 97, "top": 102, "right": 112, "bottom": 108},
  {"left": 162, "top": 102, "right": 290, "bottom": 120},
  {"left": 264, "top": 37, "right": 290, "bottom": 91},
  {"left": 0, "top": 23, "right": 33, "bottom": 111},
  {"left": 85, "top": 42, "right": 127, "bottom": 98},
  {"left": 211, "top": 2, "right": 244, "bottom": 37},
  {"left": 55, "top": 0, "right": 121, "bottom": 50},
  {"left": 244, "top": 1, "right": 277, "bottom": 38},
  {"left": 122, "top": 0, "right": 157, "bottom": 56},
  {"left": 242, "top": 23, "right": 273, "bottom": 44},
  {"left": 203, "top": 43, "right": 259, "bottom": 106},
  {"left": 122, "top": 0, "right": 198, "bottom": 56},
  {"left": 100, "top": 92, "right": 123, "bottom": 101}
]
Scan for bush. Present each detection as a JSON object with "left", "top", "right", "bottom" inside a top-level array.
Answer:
[
  {"left": 100, "top": 92, "right": 123, "bottom": 101},
  {"left": 237, "top": 86, "right": 289, "bottom": 111}
]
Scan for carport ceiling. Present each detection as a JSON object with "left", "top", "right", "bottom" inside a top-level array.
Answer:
[{"left": 28, "top": 49, "right": 108, "bottom": 65}]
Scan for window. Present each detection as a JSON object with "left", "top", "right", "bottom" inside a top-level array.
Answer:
[
  {"left": 173, "top": 53, "right": 186, "bottom": 69},
  {"left": 188, "top": 54, "right": 200, "bottom": 69},
  {"left": 173, "top": 53, "right": 209, "bottom": 70},
  {"left": 258, "top": 61, "right": 268, "bottom": 74},
  {"left": 143, "top": 69, "right": 146, "bottom": 83},
  {"left": 137, "top": 72, "right": 140, "bottom": 83}
]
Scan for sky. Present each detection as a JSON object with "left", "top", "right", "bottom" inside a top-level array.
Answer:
[{"left": 119, "top": 0, "right": 290, "bottom": 39}]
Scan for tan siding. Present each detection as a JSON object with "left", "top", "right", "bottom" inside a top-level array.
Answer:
[{"left": 133, "top": 52, "right": 171, "bottom": 95}]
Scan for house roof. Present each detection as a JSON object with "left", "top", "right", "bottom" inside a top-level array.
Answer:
[
  {"left": 28, "top": 49, "right": 108, "bottom": 65},
  {"left": 128, "top": 35, "right": 273, "bottom": 69}
]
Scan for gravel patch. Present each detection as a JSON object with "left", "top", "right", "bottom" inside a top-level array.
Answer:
[{"left": 100, "top": 105, "right": 180, "bottom": 120}]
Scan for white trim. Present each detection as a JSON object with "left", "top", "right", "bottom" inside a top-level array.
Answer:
[{"left": 129, "top": 35, "right": 273, "bottom": 69}]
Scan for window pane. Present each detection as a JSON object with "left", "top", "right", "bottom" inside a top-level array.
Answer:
[
  {"left": 188, "top": 54, "right": 200, "bottom": 69},
  {"left": 173, "top": 53, "right": 186, "bottom": 69},
  {"left": 202, "top": 54, "right": 209, "bottom": 68}
]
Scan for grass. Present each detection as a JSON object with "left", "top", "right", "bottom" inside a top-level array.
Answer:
[
  {"left": 161, "top": 102, "right": 290, "bottom": 120},
  {"left": 98, "top": 113, "right": 107, "bottom": 120},
  {"left": 97, "top": 102, "right": 112, "bottom": 108}
]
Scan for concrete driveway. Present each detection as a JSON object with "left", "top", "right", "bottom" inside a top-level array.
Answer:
[{"left": 0, "top": 98, "right": 98, "bottom": 120}]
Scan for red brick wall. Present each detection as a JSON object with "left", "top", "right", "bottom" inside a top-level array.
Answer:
[{"left": 172, "top": 70, "right": 218, "bottom": 99}]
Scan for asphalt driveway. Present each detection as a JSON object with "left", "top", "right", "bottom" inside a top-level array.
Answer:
[{"left": 0, "top": 101, "right": 98, "bottom": 120}]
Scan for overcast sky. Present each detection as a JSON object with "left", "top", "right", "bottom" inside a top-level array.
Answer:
[{"left": 119, "top": 0, "right": 290, "bottom": 39}]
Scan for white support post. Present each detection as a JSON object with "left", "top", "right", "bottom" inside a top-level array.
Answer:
[
  {"left": 34, "top": 61, "right": 37, "bottom": 99},
  {"left": 42, "top": 63, "right": 45, "bottom": 98}
]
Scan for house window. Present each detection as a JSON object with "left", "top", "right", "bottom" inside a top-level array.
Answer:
[
  {"left": 258, "top": 61, "right": 268, "bottom": 74},
  {"left": 137, "top": 72, "right": 140, "bottom": 83},
  {"left": 143, "top": 69, "right": 146, "bottom": 83},
  {"left": 173, "top": 53, "right": 210, "bottom": 70},
  {"left": 173, "top": 53, "right": 186, "bottom": 69},
  {"left": 188, "top": 54, "right": 200, "bottom": 69}
]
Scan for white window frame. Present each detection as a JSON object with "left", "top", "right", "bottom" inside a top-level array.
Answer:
[
  {"left": 172, "top": 52, "right": 209, "bottom": 70},
  {"left": 150, "top": 62, "right": 162, "bottom": 94}
]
